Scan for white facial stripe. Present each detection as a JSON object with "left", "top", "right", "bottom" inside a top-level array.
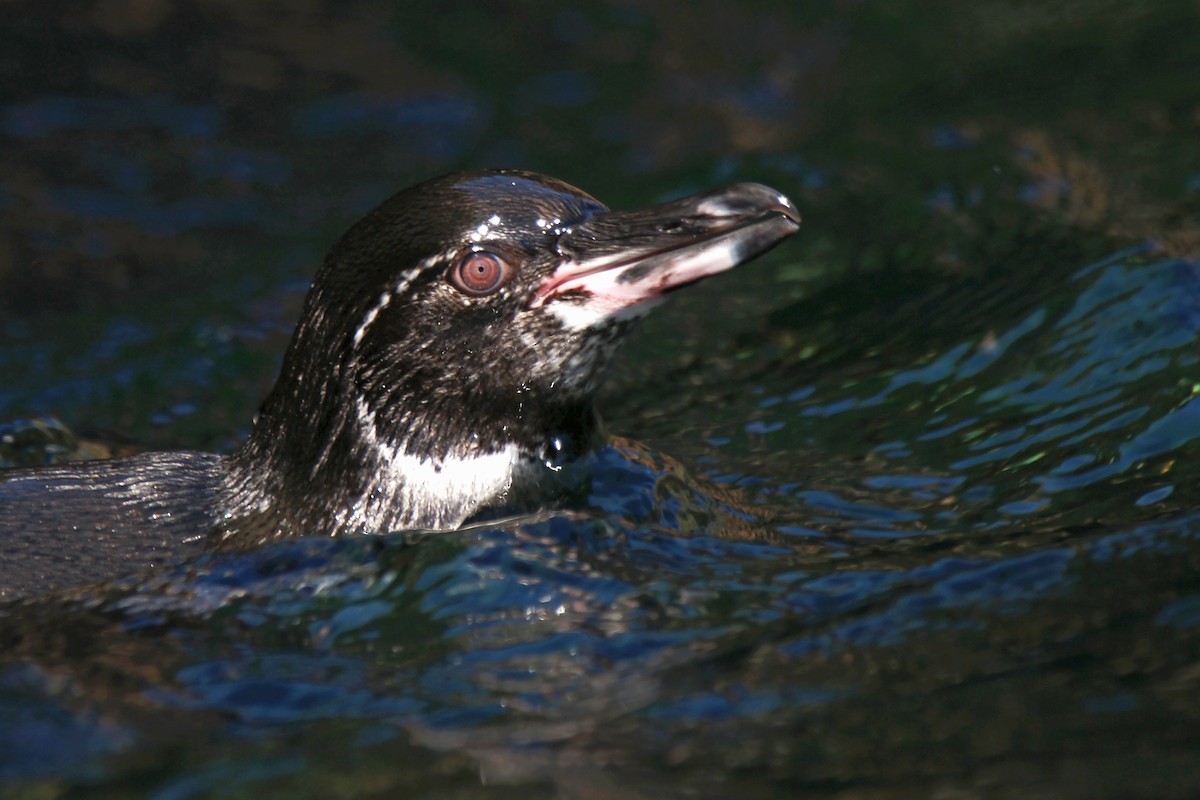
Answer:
[
  {"left": 353, "top": 291, "right": 391, "bottom": 347},
  {"left": 351, "top": 258, "right": 443, "bottom": 349}
]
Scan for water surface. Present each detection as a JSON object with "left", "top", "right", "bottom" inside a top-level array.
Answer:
[{"left": 2, "top": 2, "right": 1200, "bottom": 798}]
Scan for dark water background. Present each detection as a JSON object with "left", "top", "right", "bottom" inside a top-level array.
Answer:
[{"left": 3, "top": 1, "right": 1200, "bottom": 797}]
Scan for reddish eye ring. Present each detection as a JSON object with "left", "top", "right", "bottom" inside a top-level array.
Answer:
[{"left": 450, "top": 251, "right": 512, "bottom": 296}]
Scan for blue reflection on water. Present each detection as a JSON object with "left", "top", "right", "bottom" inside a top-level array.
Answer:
[
  {"left": 0, "top": 666, "right": 134, "bottom": 778},
  {"left": 1157, "top": 594, "right": 1200, "bottom": 628},
  {"left": 48, "top": 188, "right": 264, "bottom": 235},
  {"left": 1, "top": 96, "right": 221, "bottom": 137},
  {"left": 4, "top": 216, "right": 1200, "bottom": 790},
  {"left": 294, "top": 93, "right": 484, "bottom": 158},
  {"left": 752, "top": 250, "right": 1200, "bottom": 536},
  {"left": 173, "top": 656, "right": 418, "bottom": 724}
]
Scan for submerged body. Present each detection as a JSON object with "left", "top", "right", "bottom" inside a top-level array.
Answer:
[
  {"left": 0, "top": 452, "right": 221, "bottom": 599},
  {"left": 0, "top": 170, "right": 799, "bottom": 600}
]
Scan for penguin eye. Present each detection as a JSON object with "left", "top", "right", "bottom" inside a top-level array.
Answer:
[{"left": 449, "top": 251, "right": 513, "bottom": 296}]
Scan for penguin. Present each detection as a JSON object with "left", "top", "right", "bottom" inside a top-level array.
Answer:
[{"left": 0, "top": 169, "right": 799, "bottom": 599}]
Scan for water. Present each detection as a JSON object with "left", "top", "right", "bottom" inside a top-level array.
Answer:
[{"left": 3, "top": 1, "right": 1200, "bottom": 797}]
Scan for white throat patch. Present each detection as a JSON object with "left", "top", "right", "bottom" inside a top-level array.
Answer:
[{"left": 346, "top": 397, "right": 528, "bottom": 532}]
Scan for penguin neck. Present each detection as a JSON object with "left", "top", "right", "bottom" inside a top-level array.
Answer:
[{"left": 223, "top": 348, "right": 602, "bottom": 543}]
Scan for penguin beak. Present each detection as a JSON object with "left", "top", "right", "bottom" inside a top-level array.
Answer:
[{"left": 531, "top": 183, "right": 800, "bottom": 317}]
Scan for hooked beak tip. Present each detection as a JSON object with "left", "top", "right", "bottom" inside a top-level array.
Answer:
[{"left": 532, "top": 181, "right": 800, "bottom": 314}]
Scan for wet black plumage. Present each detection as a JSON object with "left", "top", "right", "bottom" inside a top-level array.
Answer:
[{"left": 0, "top": 169, "right": 799, "bottom": 599}]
